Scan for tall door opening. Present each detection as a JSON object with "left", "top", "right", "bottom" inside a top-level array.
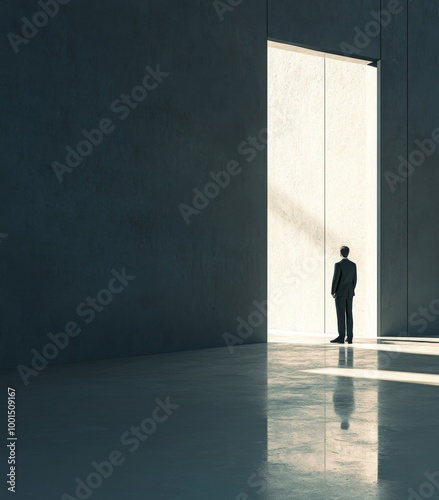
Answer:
[{"left": 267, "top": 41, "right": 378, "bottom": 341}]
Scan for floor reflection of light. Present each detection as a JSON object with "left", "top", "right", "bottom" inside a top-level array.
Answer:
[
  {"left": 269, "top": 331, "right": 439, "bottom": 356},
  {"left": 324, "top": 348, "right": 378, "bottom": 485},
  {"left": 379, "top": 336, "right": 439, "bottom": 342},
  {"left": 304, "top": 368, "right": 439, "bottom": 386},
  {"left": 268, "top": 343, "right": 379, "bottom": 493},
  {"left": 334, "top": 343, "right": 439, "bottom": 357}
]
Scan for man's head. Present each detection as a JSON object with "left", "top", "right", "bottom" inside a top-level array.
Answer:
[{"left": 340, "top": 246, "right": 350, "bottom": 258}]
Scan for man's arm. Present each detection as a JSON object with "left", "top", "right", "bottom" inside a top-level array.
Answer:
[
  {"left": 331, "top": 263, "right": 341, "bottom": 296},
  {"left": 353, "top": 264, "right": 357, "bottom": 291}
]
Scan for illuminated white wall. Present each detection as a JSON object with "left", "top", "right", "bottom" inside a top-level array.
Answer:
[{"left": 268, "top": 43, "right": 377, "bottom": 337}]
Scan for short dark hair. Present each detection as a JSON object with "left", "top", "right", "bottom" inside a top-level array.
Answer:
[{"left": 340, "top": 246, "right": 350, "bottom": 258}]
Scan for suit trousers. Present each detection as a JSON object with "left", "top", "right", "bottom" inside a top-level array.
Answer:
[{"left": 335, "top": 297, "right": 353, "bottom": 340}]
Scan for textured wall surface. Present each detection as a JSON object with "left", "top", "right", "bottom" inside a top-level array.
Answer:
[
  {"left": 379, "top": 0, "right": 408, "bottom": 337},
  {"left": 268, "top": 45, "right": 377, "bottom": 336},
  {"left": 407, "top": 2, "right": 439, "bottom": 336},
  {"left": 0, "top": 0, "right": 267, "bottom": 370},
  {"left": 267, "top": 46, "right": 325, "bottom": 333}
]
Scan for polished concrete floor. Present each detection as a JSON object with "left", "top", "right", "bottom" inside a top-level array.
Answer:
[{"left": 1, "top": 336, "right": 439, "bottom": 499}]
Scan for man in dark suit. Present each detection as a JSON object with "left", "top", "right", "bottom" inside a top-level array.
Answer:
[{"left": 330, "top": 246, "right": 357, "bottom": 344}]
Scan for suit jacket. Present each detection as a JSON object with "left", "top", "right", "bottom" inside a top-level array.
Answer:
[{"left": 331, "top": 258, "right": 357, "bottom": 298}]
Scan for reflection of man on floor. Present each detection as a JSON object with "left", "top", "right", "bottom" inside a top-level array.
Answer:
[{"left": 333, "top": 346, "right": 355, "bottom": 430}]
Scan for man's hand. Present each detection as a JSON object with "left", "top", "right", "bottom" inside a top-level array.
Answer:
[{"left": 332, "top": 293, "right": 336, "bottom": 298}]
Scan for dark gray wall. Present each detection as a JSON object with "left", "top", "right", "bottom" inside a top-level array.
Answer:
[
  {"left": 0, "top": 0, "right": 267, "bottom": 370},
  {"left": 269, "top": 0, "right": 380, "bottom": 61},
  {"left": 407, "top": 1, "right": 439, "bottom": 335},
  {"left": 379, "top": 1, "right": 408, "bottom": 337}
]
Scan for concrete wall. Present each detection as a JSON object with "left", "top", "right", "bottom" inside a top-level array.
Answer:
[
  {"left": 267, "top": 45, "right": 325, "bottom": 333},
  {"left": 268, "top": 44, "right": 377, "bottom": 336},
  {"left": 407, "top": 2, "right": 439, "bottom": 336},
  {"left": 0, "top": 0, "right": 267, "bottom": 370},
  {"left": 269, "top": 0, "right": 380, "bottom": 61},
  {"left": 379, "top": 0, "right": 408, "bottom": 337}
]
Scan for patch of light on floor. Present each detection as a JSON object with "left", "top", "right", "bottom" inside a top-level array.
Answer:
[
  {"left": 303, "top": 368, "right": 439, "bottom": 386},
  {"left": 268, "top": 330, "right": 439, "bottom": 355}
]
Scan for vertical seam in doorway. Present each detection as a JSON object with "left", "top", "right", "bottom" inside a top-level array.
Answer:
[
  {"left": 324, "top": 55, "right": 327, "bottom": 337},
  {"left": 323, "top": 55, "right": 327, "bottom": 477},
  {"left": 324, "top": 57, "right": 326, "bottom": 335},
  {"left": 406, "top": 0, "right": 409, "bottom": 337},
  {"left": 379, "top": 0, "right": 382, "bottom": 339}
]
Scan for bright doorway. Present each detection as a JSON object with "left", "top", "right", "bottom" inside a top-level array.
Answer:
[{"left": 267, "top": 41, "right": 378, "bottom": 341}]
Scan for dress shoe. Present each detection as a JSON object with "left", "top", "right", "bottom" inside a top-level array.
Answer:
[
  {"left": 330, "top": 337, "right": 344, "bottom": 343},
  {"left": 347, "top": 340, "right": 353, "bottom": 344}
]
